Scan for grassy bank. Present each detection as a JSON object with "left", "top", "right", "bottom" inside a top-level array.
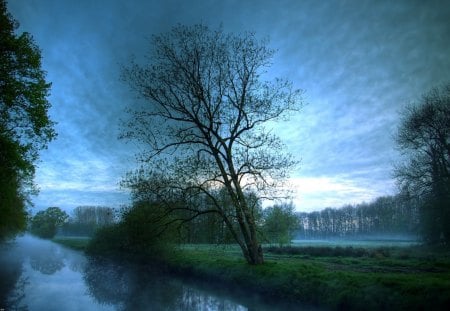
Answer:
[
  {"left": 168, "top": 245, "right": 450, "bottom": 310},
  {"left": 52, "top": 238, "right": 450, "bottom": 310},
  {"left": 52, "top": 236, "right": 91, "bottom": 251}
]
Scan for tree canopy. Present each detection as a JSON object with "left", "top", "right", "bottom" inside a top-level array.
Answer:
[
  {"left": 0, "top": 0, "right": 56, "bottom": 240},
  {"left": 395, "top": 84, "right": 450, "bottom": 244},
  {"left": 30, "top": 207, "right": 68, "bottom": 239},
  {"left": 121, "top": 24, "right": 303, "bottom": 264},
  {"left": 263, "top": 202, "right": 299, "bottom": 247}
]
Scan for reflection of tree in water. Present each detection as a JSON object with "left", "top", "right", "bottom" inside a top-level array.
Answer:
[
  {"left": 0, "top": 242, "right": 28, "bottom": 310},
  {"left": 67, "top": 254, "right": 85, "bottom": 273},
  {"left": 83, "top": 257, "right": 247, "bottom": 311},
  {"left": 83, "top": 257, "right": 129, "bottom": 308},
  {"left": 29, "top": 246, "right": 65, "bottom": 275},
  {"left": 5, "top": 274, "right": 29, "bottom": 311},
  {"left": 177, "top": 286, "right": 247, "bottom": 311}
]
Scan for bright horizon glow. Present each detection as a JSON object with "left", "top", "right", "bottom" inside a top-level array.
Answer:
[{"left": 288, "top": 176, "right": 395, "bottom": 212}]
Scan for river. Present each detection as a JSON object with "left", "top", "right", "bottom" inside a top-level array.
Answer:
[{"left": 0, "top": 235, "right": 315, "bottom": 311}]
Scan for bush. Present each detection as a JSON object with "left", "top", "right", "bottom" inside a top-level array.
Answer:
[
  {"left": 266, "top": 246, "right": 391, "bottom": 258},
  {"left": 30, "top": 207, "right": 68, "bottom": 239},
  {"left": 86, "top": 224, "right": 127, "bottom": 256},
  {"left": 87, "top": 201, "right": 176, "bottom": 260}
]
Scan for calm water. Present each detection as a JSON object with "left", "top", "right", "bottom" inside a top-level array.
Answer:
[{"left": 0, "top": 235, "right": 315, "bottom": 311}]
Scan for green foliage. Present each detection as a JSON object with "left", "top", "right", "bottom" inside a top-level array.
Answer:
[
  {"left": 30, "top": 207, "right": 68, "bottom": 239},
  {"left": 0, "top": 0, "right": 56, "bottom": 240},
  {"left": 168, "top": 245, "right": 450, "bottom": 310},
  {"left": 262, "top": 203, "right": 299, "bottom": 246},
  {"left": 395, "top": 84, "right": 450, "bottom": 244},
  {"left": 52, "top": 237, "right": 90, "bottom": 251},
  {"left": 86, "top": 224, "right": 127, "bottom": 256},
  {"left": 0, "top": 138, "right": 27, "bottom": 240},
  {"left": 120, "top": 201, "right": 176, "bottom": 253},
  {"left": 87, "top": 201, "right": 177, "bottom": 259}
]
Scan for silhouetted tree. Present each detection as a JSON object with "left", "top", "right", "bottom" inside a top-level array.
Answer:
[
  {"left": 0, "top": 0, "right": 56, "bottom": 240},
  {"left": 394, "top": 84, "right": 450, "bottom": 244},
  {"left": 87, "top": 201, "right": 177, "bottom": 258},
  {"left": 30, "top": 207, "right": 68, "bottom": 239},
  {"left": 121, "top": 24, "right": 302, "bottom": 264}
]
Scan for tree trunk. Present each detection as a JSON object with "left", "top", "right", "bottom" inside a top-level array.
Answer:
[
  {"left": 222, "top": 208, "right": 264, "bottom": 265},
  {"left": 236, "top": 239, "right": 264, "bottom": 265},
  {"left": 247, "top": 242, "right": 264, "bottom": 265}
]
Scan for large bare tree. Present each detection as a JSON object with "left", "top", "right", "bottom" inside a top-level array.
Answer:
[{"left": 121, "top": 24, "right": 303, "bottom": 264}]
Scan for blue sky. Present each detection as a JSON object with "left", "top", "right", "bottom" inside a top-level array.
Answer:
[{"left": 8, "top": 0, "right": 450, "bottom": 213}]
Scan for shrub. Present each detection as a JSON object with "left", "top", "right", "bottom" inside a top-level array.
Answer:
[
  {"left": 266, "top": 245, "right": 393, "bottom": 258},
  {"left": 29, "top": 207, "right": 68, "bottom": 239},
  {"left": 86, "top": 224, "right": 127, "bottom": 256},
  {"left": 87, "top": 201, "right": 177, "bottom": 260}
]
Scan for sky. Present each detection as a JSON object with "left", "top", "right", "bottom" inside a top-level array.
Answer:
[{"left": 7, "top": 0, "right": 450, "bottom": 213}]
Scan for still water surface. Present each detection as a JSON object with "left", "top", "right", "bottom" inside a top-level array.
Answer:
[{"left": 1, "top": 235, "right": 313, "bottom": 311}]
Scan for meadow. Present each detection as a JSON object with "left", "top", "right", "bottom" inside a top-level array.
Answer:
[{"left": 53, "top": 238, "right": 450, "bottom": 310}]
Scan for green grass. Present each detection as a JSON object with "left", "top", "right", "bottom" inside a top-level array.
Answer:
[
  {"left": 52, "top": 236, "right": 91, "bottom": 251},
  {"left": 167, "top": 245, "right": 450, "bottom": 310},
  {"left": 51, "top": 238, "right": 450, "bottom": 310}
]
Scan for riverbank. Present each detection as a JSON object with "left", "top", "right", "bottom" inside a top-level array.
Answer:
[
  {"left": 52, "top": 236, "right": 91, "bottom": 251},
  {"left": 53, "top": 238, "right": 450, "bottom": 310}
]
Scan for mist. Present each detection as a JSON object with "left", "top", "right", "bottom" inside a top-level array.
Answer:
[{"left": 0, "top": 235, "right": 312, "bottom": 311}]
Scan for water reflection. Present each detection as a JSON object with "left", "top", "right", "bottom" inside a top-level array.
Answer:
[
  {"left": 1, "top": 235, "right": 318, "bottom": 310},
  {"left": 0, "top": 239, "right": 27, "bottom": 309},
  {"left": 29, "top": 246, "right": 65, "bottom": 275},
  {"left": 0, "top": 235, "right": 112, "bottom": 311},
  {"left": 84, "top": 257, "right": 246, "bottom": 311}
]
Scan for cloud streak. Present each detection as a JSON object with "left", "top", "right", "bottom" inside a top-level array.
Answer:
[{"left": 8, "top": 0, "right": 450, "bottom": 213}]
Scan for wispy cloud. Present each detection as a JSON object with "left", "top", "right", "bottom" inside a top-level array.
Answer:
[{"left": 8, "top": 0, "right": 450, "bottom": 212}]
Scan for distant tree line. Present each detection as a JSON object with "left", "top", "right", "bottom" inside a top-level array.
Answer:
[
  {"left": 296, "top": 195, "right": 420, "bottom": 240},
  {"left": 60, "top": 206, "right": 116, "bottom": 237},
  {"left": 176, "top": 193, "right": 420, "bottom": 242},
  {"left": 28, "top": 206, "right": 116, "bottom": 239}
]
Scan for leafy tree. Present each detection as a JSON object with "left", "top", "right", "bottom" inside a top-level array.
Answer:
[
  {"left": 120, "top": 201, "right": 177, "bottom": 255},
  {"left": 121, "top": 24, "right": 302, "bottom": 264},
  {"left": 394, "top": 84, "right": 450, "bottom": 244},
  {"left": 0, "top": 0, "right": 56, "bottom": 240},
  {"left": 30, "top": 207, "right": 68, "bottom": 239},
  {"left": 87, "top": 201, "right": 176, "bottom": 258},
  {"left": 263, "top": 203, "right": 299, "bottom": 246}
]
